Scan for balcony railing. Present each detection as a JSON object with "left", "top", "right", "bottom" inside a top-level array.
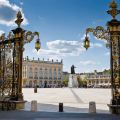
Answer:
[
  {"left": 44, "top": 77, "right": 48, "bottom": 79},
  {"left": 29, "top": 77, "right": 33, "bottom": 79},
  {"left": 49, "top": 77, "right": 52, "bottom": 79},
  {"left": 58, "top": 78, "right": 61, "bottom": 79},
  {"left": 39, "top": 77, "right": 43, "bottom": 79}
]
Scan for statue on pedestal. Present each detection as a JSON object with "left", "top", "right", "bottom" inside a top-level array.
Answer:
[{"left": 71, "top": 65, "right": 76, "bottom": 74}]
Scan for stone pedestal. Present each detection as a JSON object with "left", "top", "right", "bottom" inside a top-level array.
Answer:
[
  {"left": 107, "top": 104, "right": 120, "bottom": 114},
  {"left": 0, "top": 100, "right": 27, "bottom": 110},
  {"left": 68, "top": 74, "right": 78, "bottom": 87},
  {"left": 89, "top": 101, "right": 96, "bottom": 113},
  {"left": 31, "top": 100, "right": 37, "bottom": 111}
]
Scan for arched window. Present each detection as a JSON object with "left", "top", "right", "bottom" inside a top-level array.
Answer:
[
  {"left": 54, "top": 73, "right": 56, "bottom": 79},
  {"left": 58, "top": 73, "right": 61, "bottom": 78},
  {"left": 40, "top": 72, "right": 42, "bottom": 78},
  {"left": 29, "top": 71, "right": 32, "bottom": 77},
  {"left": 49, "top": 72, "right": 52, "bottom": 78},
  {"left": 44, "top": 72, "right": 47, "bottom": 78}
]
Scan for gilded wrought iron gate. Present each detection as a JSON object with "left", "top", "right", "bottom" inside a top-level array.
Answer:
[{"left": 0, "top": 38, "right": 19, "bottom": 98}]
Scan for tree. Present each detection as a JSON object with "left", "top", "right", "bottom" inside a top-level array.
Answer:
[
  {"left": 77, "top": 76, "right": 83, "bottom": 87},
  {"left": 83, "top": 75, "right": 87, "bottom": 87},
  {"left": 64, "top": 76, "right": 69, "bottom": 85}
]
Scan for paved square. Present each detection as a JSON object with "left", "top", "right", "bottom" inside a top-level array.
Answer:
[{"left": 22, "top": 88, "right": 111, "bottom": 113}]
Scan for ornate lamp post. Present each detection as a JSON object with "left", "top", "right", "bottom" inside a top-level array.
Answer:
[
  {"left": 84, "top": 0, "right": 120, "bottom": 114},
  {"left": 0, "top": 11, "right": 41, "bottom": 101},
  {"left": 34, "top": 66, "right": 38, "bottom": 93}
]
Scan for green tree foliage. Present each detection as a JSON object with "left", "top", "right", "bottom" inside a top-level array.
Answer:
[
  {"left": 64, "top": 76, "right": 69, "bottom": 85},
  {"left": 77, "top": 76, "right": 83, "bottom": 87}
]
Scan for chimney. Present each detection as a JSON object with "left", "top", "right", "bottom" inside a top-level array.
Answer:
[
  {"left": 38, "top": 58, "right": 39, "bottom": 61},
  {"left": 27, "top": 56, "right": 28, "bottom": 60}
]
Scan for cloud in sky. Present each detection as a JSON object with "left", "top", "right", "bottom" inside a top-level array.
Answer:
[
  {"left": 79, "top": 61, "right": 100, "bottom": 65},
  {"left": 93, "top": 19, "right": 103, "bottom": 24},
  {"left": 81, "top": 34, "right": 90, "bottom": 40},
  {"left": 33, "top": 40, "right": 86, "bottom": 57},
  {"left": 19, "top": 2, "right": 23, "bottom": 5},
  {"left": 0, "top": 30, "right": 5, "bottom": 35},
  {"left": 104, "top": 52, "right": 110, "bottom": 55},
  {"left": 0, "top": 0, "right": 28, "bottom": 27},
  {"left": 32, "top": 40, "right": 103, "bottom": 57}
]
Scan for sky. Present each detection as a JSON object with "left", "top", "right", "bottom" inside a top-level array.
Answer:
[{"left": 0, "top": 0, "right": 120, "bottom": 73}]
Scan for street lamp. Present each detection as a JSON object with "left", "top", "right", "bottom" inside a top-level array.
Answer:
[
  {"left": 0, "top": 11, "right": 41, "bottom": 101},
  {"left": 83, "top": 0, "right": 120, "bottom": 114}
]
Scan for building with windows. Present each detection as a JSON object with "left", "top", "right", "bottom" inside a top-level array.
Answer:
[
  {"left": 22, "top": 56, "right": 63, "bottom": 87},
  {"left": 87, "top": 70, "right": 111, "bottom": 88}
]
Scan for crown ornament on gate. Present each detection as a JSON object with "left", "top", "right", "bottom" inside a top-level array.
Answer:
[
  {"left": 107, "top": 0, "right": 120, "bottom": 20},
  {"left": 15, "top": 11, "right": 23, "bottom": 28}
]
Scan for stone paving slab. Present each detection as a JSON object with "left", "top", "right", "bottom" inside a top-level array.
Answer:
[{"left": 21, "top": 88, "right": 111, "bottom": 113}]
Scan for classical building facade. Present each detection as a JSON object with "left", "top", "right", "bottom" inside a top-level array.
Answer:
[
  {"left": 87, "top": 70, "right": 111, "bottom": 88},
  {"left": 22, "top": 56, "right": 63, "bottom": 87}
]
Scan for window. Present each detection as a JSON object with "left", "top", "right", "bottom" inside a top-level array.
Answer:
[
  {"left": 40, "top": 67, "right": 42, "bottom": 70},
  {"left": 58, "top": 73, "right": 61, "bottom": 78},
  {"left": 54, "top": 81, "right": 56, "bottom": 84},
  {"left": 97, "top": 81, "right": 99, "bottom": 83},
  {"left": 105, "top": 80, "right": 108, "bottom": 83},
  {"left": 49, "top": 72, "right": 52, "bottom": 78},
  {"left": 49, "top": 67, "right": 52, "bottom": 70},
  {"left": 34, "top": 72, "right": 37, "bottom": 78},
  {"left": 39, "top": 81, "right": 42, "bottom": 85},
  {"left": 49, "top": 81, "right": 52, "bottom": 84},
  {"left": 30, "top": 66, "right": 32, "bottom": 69},
  {"left": 23, "top": 72, "right": 24, "bottom": 77},
  {"left": 40, "top": 72, "right": 42, "bottom": 78},
  {"left": 29, "top": 81, "right": 32, "bottom": 86},
  {"left": 25, "top": 66, "right": 26, "bottom": 69},
  {"left": 54, "top": 68, "right": 56, "bottom": 71},
  {"left": 25, "top": 71, "right": 26, "bottom": 77},
  {"left": 54, "top": 73, "right": 56, "bottom": 79},
  {"left": 45, "top": 67, "right": 47, "bottom": 70},
  {"left": 58, "top": 81, "right": 61, "bottom": 84},
  {"left": 23, "top": 66, "right": 24, "bottom": 70},
  {"left": 101, "top": 81, "right": 103, "bottom": 83},
  {"left": 89, "top": 81, "right": 91, "bottom": 83},
  {"left": 44, "top": 72, "right": 47, "bottom": 78},
  {"left": 59, "top": 68, "right": 60, "bottom": 71},
  {"left": 29, "top": 71, "right": 32, "bottom": 77}
]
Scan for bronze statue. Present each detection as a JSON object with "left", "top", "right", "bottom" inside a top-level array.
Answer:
[{"left": 71, "top": 65, "right": 76, "bottom": 74}]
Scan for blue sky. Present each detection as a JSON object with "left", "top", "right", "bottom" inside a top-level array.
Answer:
[{"left": 0, "top": 0, "right": 120, "bottom": 73}]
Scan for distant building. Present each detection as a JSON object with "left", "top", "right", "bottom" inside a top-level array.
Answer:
[
  {"left": 22, "top": 56, "right": 63, "bottom": 87},
  {"left": 87, "top": 70, "right": 111, "bottom": 88}
]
